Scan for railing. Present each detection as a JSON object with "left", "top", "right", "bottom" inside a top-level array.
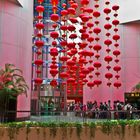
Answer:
[{"left": 0, "top": 110, "right": 140, "bottom": 123}]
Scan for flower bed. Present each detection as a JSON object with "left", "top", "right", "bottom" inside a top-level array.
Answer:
[{"left": 0, "top": 120, "right": 140, "bottom": 140}]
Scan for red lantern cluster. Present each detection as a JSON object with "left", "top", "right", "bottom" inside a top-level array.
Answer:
[{"left": 33, "top": 0, "right": 45, "bottom": 85}]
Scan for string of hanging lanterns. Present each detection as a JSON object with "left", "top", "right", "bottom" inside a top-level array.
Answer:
[
  {"left": 92, "top": 0, "right": 102, "bottom": 87},
  {"left": 103, "top": 1, "right": 113, "bottom": 87},
  {"left": 34, "top": 0, "right": 45, "bottom": 86},
  {"left": 112, "top": 4, "right": 121, "bottom": 88}
]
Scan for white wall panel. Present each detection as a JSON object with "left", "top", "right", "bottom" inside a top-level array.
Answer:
[{"left": 118, "top": 0, "right": 140, "bottom": 23}]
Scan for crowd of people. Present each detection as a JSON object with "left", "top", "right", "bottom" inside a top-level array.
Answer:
[{"left": 67, "top": 100, "right": 140, "bottom": 119}]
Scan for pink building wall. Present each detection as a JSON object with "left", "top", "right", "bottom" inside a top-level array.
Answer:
[
  {"left": 83, "top": 1, "right": 140, "bottom": 105},
  {"left": 0, "top": 0, "right": 33, "bottom": 118}
]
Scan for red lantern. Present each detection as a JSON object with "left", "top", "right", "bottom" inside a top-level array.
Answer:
[
  {"left": 105, "top": 73, "right": 113, "bottom": 80},
  {"left": 88, "top": 66, "right": 94, "bottom": 72},
  {"left": 60, "top": 56, "right": 69, "bottom": 62},
  {"left": 106, "top": 33, "right": 111, "bottom": 37},
  {"left": 50, "top": 64, "right": 57, "bottom": 69},
  {"left": 106, "top": 65, "right": 111, "bottom": 70},
  {"left": 104, "top": 8, "right": 111, "bottom": 14},
  {"left": 81, "top": 68, "right": 90, "bottom": 74},
  {"left": 69, "top": 17, "right": 78, "bottom": 23},
  {"left": 89, "top": 60, "right": 93, "bottom": 63},
  {"left": 113, "top": 50, "right": 121, "bottom": 57},
  {"left": 35, "top": 23, "right": 44, "bottom": 29},
  {"left": 79, "top": 73, "right": 86, "bottom": 79},
  {"left": 50, "top": 69, "right": 58, "bottom": 77},
  {"left": 67, "top": 60, "right": 76, "bottom": 66},
  {"left": 106, "top": 48, "right": 111, "bottom": 53},
  {"left": 114, "top": 82, "right": 121, "bottom": 88},
  {"left": 34, "top": 60, "right": 43, "bottom": 65},
  {"left": 89, "top": 75, "right": 93, "bottom": 78},
  {"left": 60, "top": 25, "right": 67, "bottom": 31},
  {"left": 113, "top": 66, "right": 121, "bottom": 73},
  {"left": 50, "top": 79, "right": 57, "bottom": 87},
  {"left": 93, "top": 27, "right": 101, "bottom": 34},
  {"left": 37, "top": 33, "right": 43, "bottom": 38},
  {"left": 50, "top": 14, "right": 59, "bottom": 22},
  {"left": 93, "top": 62, "right": 101, "bottom": 69},
  {"left": 113, "top": 35, "right": 120, "bottom": 41},
  {"left": 104, "top": 24, "right": 112, "bottom": 30},
  {"left": 105, "top": 1, "right": 110, "bottom": 5},
  {"left": 36, "top": 70, "right": 41, "bottom": 74},
  {"left": 95, "top": 37, "right": 100, "bottom": 41},
  {"left": 81, "top": 33, "right": 89, "bottom": 40},
  {"left": 50, "top": 31, "right": 59, "bottom": 39},
  {"left": 60, "top": 72, "right": 68, "bottom": 79},
  {"left": 94, "top": 80, "right": 102, "bottom": 86},
  {"left": 67, "top": 78, "right": 75, "bottom": 83},
  {"left": 61, "top": 10, "right": 68, "bottom": 16},
  {"left": 34, "top": 78, "right": 43, "bottom": 85},
  {"left": 114, "top": 43, "right": 119, "bottom": 48},
  {"left": 93, "top": 11, "right": 101, "bottom": 18},
  {"left": 95, "top": 20, "right": 99, "bottom": 25},
  {"left": 68, "top": 8, "right": 76, "bottom": 15},
  {"left": 95, "top": 72, "right": 100, "bottom": 77},
  {"left": 60, "top": 40, "right": 67, "bottom": 47},
  {"left": 78, "top": 42, "right": 88, "bottom": 49},
  {"left": 115, "top": 75, "right": 120, "bottom": 79},
  {"left": 81, "top": 0, "right": 89, "bottom": 5},
  {"left": 81, "top": 16, "right": 89, "bottom": 22},
  {"left": 85, "top": 8, "right": 93, "bottom": 14},
  {"left": 114, "top": 13, "right": 118, "bottom": 17},
  {"left": 112, "top": 5, "right": 119, "bottom": 11},
  {"left": 38, "top": 0, "right": 44, "bottom": 4},
  {"left": 71, "top": 3, "right": 78, "bottom": 9},
  {"left": 35, "top": 40, "right": 44, "bottom": 48},
  {"left": 83, "top": 79, "right": 88, "bottom": 83},
  {"left": 114, "top": 28, "right": 118, "bottom": 32},
  {"left": 87, "top": 37, "right": 94, "bottom": 43},
  {"left": 87, "top": 22, "right": 94, "bottom": 28},
  {"left": 36, "top": 5, "right": 45, "bottom": 13},
  {"left": 67, "top": 42, "right": 76, "bottom": 49},
  {"left": 69, "top": 33, "right": 77, "bottom": 39},
  {"left": 104, "top": 39, "right": 112, "bottom": 46},
  {"left": 52, "top": 41, "right": 57, "bottom": 46},
  {"left": 104, "top": 56, "right": 113, "bottom": 63},
  {"left": 115, "top": 59, "right": 119, "bottom": 63},
  {"left": 36, "top": 15, "right": 43, "bottom": 20},
  {"left": 95, "top": 54, "right": 100, "bottom": 59},
  {"left": 51, "top": 0, "right": 58, "bottom": 6},
  {"left": 78, "top": 90, "right": 83, "bottom": 95},
  {"left": 93, "top": 44, "right": 101, "bottom": 52},
  {"left": 94, "top": 4, "right": 99, "bottom": 8},
  {"left": 106, "top": 17, "right": 110, "bottom": 21},
  {"left": 107, "top": 82, "right": 111, "bottom": 87},
  {"left": 62, "top": 3, "right": 66, "bottom": 8},
  {"left": 50, "top": 48, "right": 58, "bottom": 57},
  {"left": 67, "top": 25, "right": 76, "bottom": 32},
  {"left": 87, "top": 82, "right": 94, "bottom": 89},
  {"left": 112, "top": 20, "right": 120, "bottom": 26}
]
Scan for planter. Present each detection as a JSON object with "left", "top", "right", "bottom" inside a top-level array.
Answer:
[{"left": 0, "top": 94, "right": 17, "bottom": 122}]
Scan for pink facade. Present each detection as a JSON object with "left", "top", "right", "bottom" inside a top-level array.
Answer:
[
  {"left": 84, "top": 1, "right": 140, "bottom": 105},
  {"left": 0, "top": 0, "right": 33, "bottom": 118}
]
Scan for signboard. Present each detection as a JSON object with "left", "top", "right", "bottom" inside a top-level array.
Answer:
[{"left": 125, "top": 92, "right": 140, "bottom": 98}]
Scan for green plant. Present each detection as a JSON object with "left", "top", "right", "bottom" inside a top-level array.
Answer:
[
  {"left": 0, "top": 63, "right": 29, "bottom": 98},
  {"left": 89, "top": 122, "right": 96, "bottom": 138},
  {"left": 75, "top": 122, "right": 82, "bottom": 139}
]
